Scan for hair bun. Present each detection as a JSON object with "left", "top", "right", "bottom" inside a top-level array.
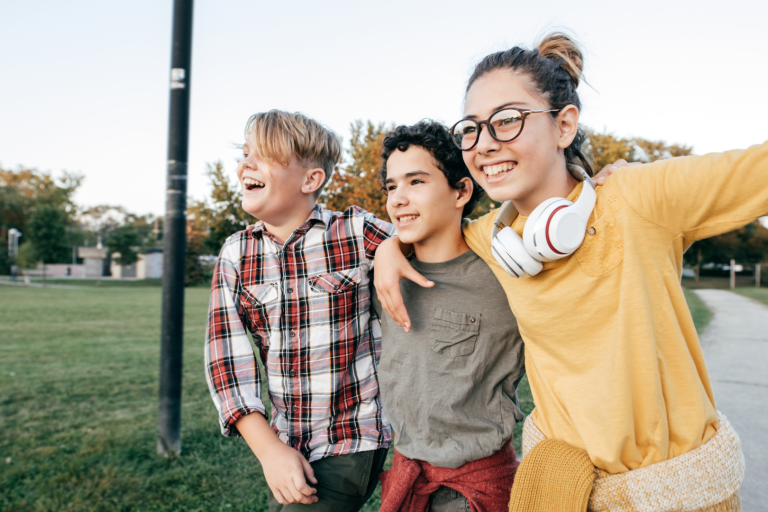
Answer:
[{"left": 537, "top": 32, "right": 584, "bottom": 87}]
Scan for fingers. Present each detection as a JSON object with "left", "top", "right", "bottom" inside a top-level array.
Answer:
[
  {"left": 393, "top": 301, "right": 413, "bottom": 333},
  {"left": 284, "top": 481, "right": 316, "bottom": 505},
  {"left": 379, "top": 279, "right": 411, "bottom": 332},
  {"left": 405, "top": 266, "right": 435, "bottom": 289},
  {"left": 273, "top": 489, "right": 288, "bottom": 506},
  {"left": 594, "top": 159, "right": 643, "bottom": 185},
  {"left": 291, "top": 459, "right": 318, "bottom": 504},
  {"left": 300, "top": 456, "right": 318, "bottom": 485}
]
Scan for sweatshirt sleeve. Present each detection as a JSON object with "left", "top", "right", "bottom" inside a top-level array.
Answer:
[
  {"left": 462, "top": 210, "right": 499, "bottom": 263},
  {"left": 609, "top": 141, "right": 768, "bottom": 243}
]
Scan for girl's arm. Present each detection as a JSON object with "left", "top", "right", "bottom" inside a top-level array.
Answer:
[{"left": 611, "top": 141, "right": 768, "bottom": 242}]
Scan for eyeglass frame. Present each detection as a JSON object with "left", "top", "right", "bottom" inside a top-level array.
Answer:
[{"left": 449, "top": 107, "right": 563, "bottom": 151}]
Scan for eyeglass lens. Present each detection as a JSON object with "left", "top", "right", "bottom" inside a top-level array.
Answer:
[{"left": 452, "top": 109, "right": 524, "bottom": 149}]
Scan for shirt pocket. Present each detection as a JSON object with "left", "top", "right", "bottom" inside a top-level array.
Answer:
[
  {"left": 308, "top": 267, "right": 364, "bottom": 295},
  {"left": 429, "top": 307, "right": 480, "bottom": 358},
  {"left": 244, "top": 282, "right": 279, "bottom": 304},
  {"left": 242, "top": 282, "right": 281, "bottom": 347},
  {"left": 574, "top": 215, "right": 624, "bottom": 277}
]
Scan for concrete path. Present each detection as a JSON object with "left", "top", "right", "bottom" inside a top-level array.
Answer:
[{"left": 694, "top": 289, "right": 768, "bottom": 511}]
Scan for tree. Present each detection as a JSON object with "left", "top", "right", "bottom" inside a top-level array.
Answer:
[
  {"left": 185, "top": 217, "right": 207, "bottom": 286},
  {"left": 188, "top": 161, "right": 253, "bottom": 254},
  {"left": 0, "top": 167, "right": 82, "bottom": 229},
  {"left": 684, "top": 221, "right": 768, "bottom": 281},
  {"left": 1, "top": 166, "right": 83, "bottom": 266},
  {"left": 322, "top": 120, "right": 390, "bottom": 220},
  {"left": 27, "top": 204, "right": 70, "bottom": 264},
  {"left": 107, "top": 224, "right": 141, "bottom": 266},
  {"left": 585, "top": 129, "right": 693, "bottom": 170}
]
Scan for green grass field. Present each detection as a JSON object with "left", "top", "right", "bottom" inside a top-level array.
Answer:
[
  {"left": 683, "top": 289, "right": 714, "bottom": 333},
  {"left": 21, "top": 278, "right": 164, "bottom": 287},
  {"left": 0, "top": 283, "right": 705, "bottom": 511},
  {"left": 733, "top": 287, "right": 768, "bottom": 306}
]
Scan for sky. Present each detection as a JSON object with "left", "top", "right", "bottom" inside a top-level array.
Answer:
[{"left": 2, "top": 0, "right": 767, "bottom": 217}]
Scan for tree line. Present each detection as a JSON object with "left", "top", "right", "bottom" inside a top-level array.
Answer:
[{"left": 2, "top": 123, "right": 767, "bottom": 285}]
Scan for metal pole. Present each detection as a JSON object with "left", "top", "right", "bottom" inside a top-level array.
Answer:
[
  {"left": 730, "top": 259, "right": 736, "bottom": 290},
  {"left": 757, "top": 264, "right": 761, "bottom": 288},
  {"left": 158, "top": 0, "right": 194, "bottom": 457}
]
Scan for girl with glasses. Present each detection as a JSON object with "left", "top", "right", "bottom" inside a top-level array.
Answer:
[{"left": 374, "top": 31, "right": 763, "bottom": 511}]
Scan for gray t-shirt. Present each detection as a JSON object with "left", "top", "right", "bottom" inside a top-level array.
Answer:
[{"left": 372, "top": 249, "right": 525, "bottom": 469}]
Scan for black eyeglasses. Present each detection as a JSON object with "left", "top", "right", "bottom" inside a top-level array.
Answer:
[{"left": 449, "top": 107, "right": 562, "bottom": 151}]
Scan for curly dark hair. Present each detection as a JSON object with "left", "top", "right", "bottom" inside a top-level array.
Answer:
[{"left": 380, "top": 120, "right": 484, "bottom": 218}]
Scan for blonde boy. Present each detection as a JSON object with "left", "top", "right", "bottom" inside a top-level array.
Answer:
[{"left": 205, "top": 110, "right": 394, "bottom": 511}]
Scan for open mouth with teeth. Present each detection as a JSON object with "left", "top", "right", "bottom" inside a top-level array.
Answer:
[
  {"left": 243, "top": 177, "right": 265, "bottom": 191},
  {"left": 396, "top": 214, "right": 419, "bottom": 226},
  {"left": 482, "top": 161, "right": 517, "bottom": 179}
]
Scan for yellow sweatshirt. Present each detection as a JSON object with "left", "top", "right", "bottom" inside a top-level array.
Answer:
[{"left": 462, "top": 142, "right": 768, "bottom": 474}]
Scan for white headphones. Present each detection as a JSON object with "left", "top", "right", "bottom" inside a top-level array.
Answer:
[{"left": 491, "top": 165, "right": 596, "bottom": 278}]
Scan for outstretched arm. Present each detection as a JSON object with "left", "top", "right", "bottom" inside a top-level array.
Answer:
[{"left": 610, "top": 142, "right": 768, "bottom": 242}]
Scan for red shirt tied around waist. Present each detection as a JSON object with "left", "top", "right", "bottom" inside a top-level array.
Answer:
[{"left": 380, "top": 439, "right": 519, "bottom": 512}]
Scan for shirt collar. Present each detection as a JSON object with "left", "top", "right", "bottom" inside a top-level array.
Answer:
[{"left": 250, "top": 204, "right": 327, "bottom": 239}]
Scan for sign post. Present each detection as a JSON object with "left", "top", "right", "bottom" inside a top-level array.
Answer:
[{"left": 158, "top": 0, "right": 194, "bottom": 457}]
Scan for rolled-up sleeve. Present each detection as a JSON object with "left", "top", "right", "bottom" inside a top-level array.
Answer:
[{"left": 204, "top": 237, "right": 266, "bottom": 437}]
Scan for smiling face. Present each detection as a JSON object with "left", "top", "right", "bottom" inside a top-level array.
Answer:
[
  {"left": 384, "top": 146, "right": 470, "bottom": 251},
  {"left": 462, "top": 69, "right": 579, "bottom": 214},
  {"left": 238, "top": 131, "right": 323, "bottom": 225}
]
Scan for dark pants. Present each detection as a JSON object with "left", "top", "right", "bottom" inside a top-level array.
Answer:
[
  {"left": 268, "top": 448, "right": 388, "bottom": 512},
  {"left": 429, "top": 486, "right": 470, "bottom": 512}
]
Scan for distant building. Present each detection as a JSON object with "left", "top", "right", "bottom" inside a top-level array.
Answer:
[
  {"left": 77, "top": 246, "right": 163, "bottom": 279},
  {"left": 78, "top": 247, "right": 109, "bottom": 277},
  {"left": 110, "top": 248, "right": 163, "bottom": 279}
]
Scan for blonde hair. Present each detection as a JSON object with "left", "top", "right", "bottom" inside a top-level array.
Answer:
[{"left": 244, "top": 110, "right": 342, "bottom": 191}]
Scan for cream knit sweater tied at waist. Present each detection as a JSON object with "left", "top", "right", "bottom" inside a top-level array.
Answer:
[{"left": 521, "top": 412, "right": 745, "bottom": 512}]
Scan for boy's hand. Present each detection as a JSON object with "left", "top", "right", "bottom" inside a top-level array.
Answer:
[
  {"left": 374, "top": 237, "right": 433, "bottom": 333},
  {"left": 234, "top": 413, "right": 318, "bottom": 505},
  {"left": 260, "top": 441, "right": 319, "bottom": 505},
  {"left": 593, "top": 159, "right": 640, "bottom": 185}
]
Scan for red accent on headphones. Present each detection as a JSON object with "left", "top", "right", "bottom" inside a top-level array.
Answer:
[{"left": 545, "top": 205, "right": 569, "bottom": 255}]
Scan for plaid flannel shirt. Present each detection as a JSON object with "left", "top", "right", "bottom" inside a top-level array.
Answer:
[{"left": 205, "top": 205, "right": 396, "bottom": 462}]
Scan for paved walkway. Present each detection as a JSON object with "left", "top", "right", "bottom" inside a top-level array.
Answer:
[{"left": 694, "top": 289, "right": 768, "bottom": 510}]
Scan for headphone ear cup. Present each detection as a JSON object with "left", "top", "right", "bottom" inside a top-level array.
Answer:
[
  {"left": 548, "top": 209, "right": 587, "bottom": 253},
  {"left": 523, "top": 198, "right": 572, "bottom": 261},
  {"left": 492, "top": 241, "right": 525, "bottom": 278},
  {"left": 492, "top": 227, "right": 543, "bottom": 278}
]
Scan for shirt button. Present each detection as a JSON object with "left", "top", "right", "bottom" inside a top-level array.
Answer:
[
  {"left": 469, "top": 316, "right": 476, "bottom": 323},
  {"left": 287, "top": 287, "right": 293, "bottom": 294},
  {"left": 289, "top": 369, "right": 296, "bottom": 377},
  {"left": 587, "top": 227, "right": 597, "bottom": 235},
  {"left": 292, "top": 405, "right": 298, "bottom": 412},
  {"left": 290, "top": 331, "right": 296, "bottom": 338}
]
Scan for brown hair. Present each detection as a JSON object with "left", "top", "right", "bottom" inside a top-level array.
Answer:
[
  {"left": 244, "top": 110, "right": 342, "bottom": 191},
  {"left": 466, "top": 32, "right": 593, "bottom": 175}
]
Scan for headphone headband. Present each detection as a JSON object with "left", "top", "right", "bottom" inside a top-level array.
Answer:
[{"left": 492, "top": 165, "right": 593, "bottom": 236}]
